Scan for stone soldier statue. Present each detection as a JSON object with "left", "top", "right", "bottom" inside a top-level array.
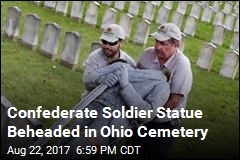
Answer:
[{"left": 50, "top": 61, "right": 170, "bottom": 159}]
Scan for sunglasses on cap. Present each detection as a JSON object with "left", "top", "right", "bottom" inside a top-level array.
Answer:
[{"left": 101, "top": 40, "right": 119, "bottom": 46}]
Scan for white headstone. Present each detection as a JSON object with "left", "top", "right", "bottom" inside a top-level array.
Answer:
[
  {"left": 233, "top": 1, "right": 239, "bottom": 16},
  {"left": 183, "top": 15, "right": 198, "bottom": 36},
  {"left": 234, "top": 18, "right": 239, "bottom": 32},
  {"left": 89, "top": 42, "right": 102, "bottom": 53},
  {"left": 119, "top": 13, "right": 133, "bottom": 38},
  {"left": 101, "top": 1, "right": 112, "bottom": 6},
  {"left": 190, "top": 2, "right": 202, "bottom": 19},
  {"left": 219, "top": 50, "right": 239, "bottom": 79},
  {"left": 211, "top": 24, "right": 226, "bottom": 46},
  {"left": 4, "top": 6, "right": 21, "bottom": 40},
  {"left": 201, "top": 6, "right": 213, "bottom": 23},
  {"left": 142, "top": 2, "right": 156, "bottom": 21},
  {"left": 177, "top": 1, "right": 188, "bottom": 15},
  {"left": 22, "top": 14, "right": 41, "bottom": 50},
  {"left": 84, "top": 1, "right": 100, "bottom": 27},
  {"left": 223, "top": 1, "right": 233, "bottom": 14},
  {"left": 101, "top": 8, "right": 117, "bottom": 30},
  {"left": 40, "top": 23, "right": 61, "bottom": 60},
  {"left": 114, "top": 1, "right": 125, "bottom": 10},
  {"left": 171, "top": 11, "right": 184, "bottom": 28},
  {"left": 230, "top": 32, "right": 239, "bottom": 52},
  {"left": 212, "top": 1, "right": 221, "bottom": 12},
  {"left": 133, "top": 19, "right": 150, "bottom": 46},
  {"left": 196, "top": 42, "right": 217, "bottom": 71},
  {"left": 128, "top": 1, "right": 140, "bottom": 16},
  {"left": 70, "top": 1, "right": 84, "bottom": 20},
  {"left": 213, "top": 11, "right": 225, "bottom": 26},
  {"left": 60, "top": 32, "right": 82, "bottom": 70},
  {"left": 224, "top": 13, "right": 236, "bottom": 31},
  {"left": 56, "top": 1, "right": 69, "bottom": 16},
  {"left": 156, "top": 6, "right": 170, "bottom": 24},
  {"left": 163, "top": 1, "right": 173, "bottom": 10},
  {"left": 179, "top": 32, "right": 186, "bottom": 53},
  {"left": 44, "top": 1, "right": 56, "bottom": 9}
]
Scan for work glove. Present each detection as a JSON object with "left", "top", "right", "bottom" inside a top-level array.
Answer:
[
  {"left": 103, "top": 73, "right": 118, "bottom": 87},
  {"left": 115, "top": 65, "right": 129, "bottom": 88}
]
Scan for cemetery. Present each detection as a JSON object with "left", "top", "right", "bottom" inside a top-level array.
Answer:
[{"left": 1, "top": 1, "right": 239, "bottom": 159}]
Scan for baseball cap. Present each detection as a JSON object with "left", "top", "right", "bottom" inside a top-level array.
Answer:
[
  {"left": 150, "top": 23, "right": 182, "bottom": 41},
  {"left": 99, "top": 24, "right": 126, "bottom": 43}
]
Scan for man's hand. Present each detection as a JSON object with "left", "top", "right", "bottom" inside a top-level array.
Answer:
[
  {"left": 103, "top": 73, "right": 118, "bottom": 87},
  {"left": 115, "top": 65, "right": 129, "bottom": 88}
]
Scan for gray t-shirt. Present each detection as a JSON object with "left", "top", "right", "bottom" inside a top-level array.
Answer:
[{"left": 138, "top": 47, "right": 193, "bottom": 122}]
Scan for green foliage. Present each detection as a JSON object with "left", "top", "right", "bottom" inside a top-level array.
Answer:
[{"left": 1, "top": 1, "right": 239, "bottom": 159}]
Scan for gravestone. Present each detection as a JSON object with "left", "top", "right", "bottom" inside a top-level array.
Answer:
[
  {"left": 211, "top": 24, "right": 226, "bottom": 46},
  {"left": 133, "top": 19, "right": 150, "bottom": 47},
  {"left": 128, "top": 1, "right": 140, "bottom": 16},
  {"left": 114, "top": 1, "right": 125, "bottom": 10},
  {"left": 179, "top": 33, "right": 186, "bottom": 53},
  {"left": 196, "top": 42, "right": 217, "bottom": 71},
  {"left": 22, "top": 14, "right": 41, "bottom": 50},
  {"left": 56, "top": 1, "right": 69, "bottom": 16},
  {"left": 230, "top": 32, "right": 239, "bottom": 52},
  {"left": 101, "top": 8, "right": 117, "bottom": 30},
  {"left": 223, "top": 1, "right": 233, "bottom": 14},
  {"left": 177, "top": 1, "right": 188, "bottom": 15},
  {"left": 84, "top": 1, "right": 100, "bottom": 27},
  {"left": 234, "top": 18, "right": 239, "bottom": 32},
  {"left": 89, "top": 42, "right": 102, "bottom": 53},
  {"left": 213, "top": 11, "right": 225, "bottom": 25},
  {"left": 60, "top": 32, "right": 82, "bottom": 70},
  {"left": 224, "top": 13, "right": 236, "bottom": 31},
  {"left": 201, "top": 6, "right": 213, "bottom": 23},
  {"left": 1, "top": 96, "right": 42, "bottom": 159},
  {"left": 119, "top": 13, "right": 133, "bottom": 38},
  {"left": 44, "top": 1, "right": 56, "bottom": 9},
  {"left": 4, "top": 6, "right": 21, "bottom": 41},
  {"left": 101, "top": 1, "right": 112, "bottom": 6},
  {"left": 233, "top": 1, "right": 239, "bottom": 16},
  {"left": 190, "top": 2, "right": 202, "bottom": 19},
  {"left": 70, "top": 1, "right": 84, "bottom": 20},
  {"left": 212, "top": 1, "right": 221, "bottom": 12},
  {"left": 219, "top": 50, "right": 239, "bottom": 79},
  {"left": 142, "top": 2, "right": 156, "bottom": 21},
  {"left": 171, "top": 11, "right": 184, "bottom": 28},
  {"left": 200, "top": 1, "right": 209, "bottom": 8},
  {"left": 152, "top": 1, "right": 161, "bottom": 6},
  {"left": 163, "top": 1, "right": 173, "bottom": 10},
  {"left": 183, "top": 15, "right": 198, "bottom": 36},
  {"left": 156, "top": 6, "right": 170, "bottom": 24},
  {"left": 40, "top": 23, "right": 61, "bottom": 60}
]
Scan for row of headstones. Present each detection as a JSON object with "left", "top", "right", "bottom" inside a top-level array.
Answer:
[
  {"left": 3, "top": 6, "right": 239, "bottom": 80},
  {"left": 196, "top": 42, "right": 239, "bottom": 80},
  {"left": 33, "top": 1, "right": 239, "bottom": 49},
  {"left": 33, "top": 1, "right": 239, "bottom": 32},
  {"left": 4, "top": 6, "right": 82, "bottom": 70},
  {"left": 33, "top": 1, "right": 239, "bottom": 26}
]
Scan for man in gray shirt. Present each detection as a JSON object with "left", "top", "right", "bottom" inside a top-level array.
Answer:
[
  {"left": 82, "top": 24, "right": 136, "bottom": 98},
  {"left": 128, "top": 23, "right": 193, "bottom": 159}
]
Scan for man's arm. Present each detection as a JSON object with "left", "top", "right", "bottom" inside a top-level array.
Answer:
[{"left": 163, "top": 93, "right": 183, "bottom": 110}]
